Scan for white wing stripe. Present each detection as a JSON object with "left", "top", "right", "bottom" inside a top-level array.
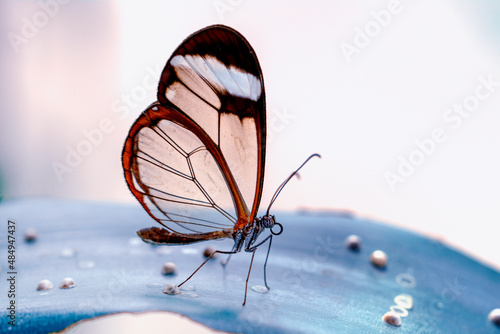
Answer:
[{"left": 172, "top": 55, "right": 262, "bottom": 102}]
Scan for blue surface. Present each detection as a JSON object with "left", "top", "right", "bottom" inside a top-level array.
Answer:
[{"left": 0, "top": 198, "right": 499, "bottom": 333}]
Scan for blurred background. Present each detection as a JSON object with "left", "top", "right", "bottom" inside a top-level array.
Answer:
[{"left": 1, "top": 0, "right": 499, "bottom": 269}]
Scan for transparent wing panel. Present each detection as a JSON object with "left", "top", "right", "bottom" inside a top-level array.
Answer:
[
  {"left": 130, "top": 118, "right": 237, "bottom": 234},
  {"left": 219, "top": 115, "right": 258, "bottom": 213}
]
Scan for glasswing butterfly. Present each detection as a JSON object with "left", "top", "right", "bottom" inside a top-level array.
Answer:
[{"left": 122, "top": 25, "right": 319, "bottom": 305}]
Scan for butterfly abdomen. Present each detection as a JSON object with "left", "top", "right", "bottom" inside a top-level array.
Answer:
[{"left": 137, "top": 227, "right": 232, "bottom": 245}]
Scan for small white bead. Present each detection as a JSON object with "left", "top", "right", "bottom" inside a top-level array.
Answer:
[
  {"left": 382, "top": 311, "right": 401, "bottom": 326},
  {"left": 344, "top": 235, "right": 361, "bottom": 251},
  {"left": 25, "top": 228, "right": 37, "bottom": 242},
  {"left": 161, "top": 262, "right": 177, "bottom": 275},
  {"left": 489, "top": 308, "right": 500, "bottom": 326},
  {"left": 203, "top": 246, "right": 217, "bottom": 258},
  {"left": 37, "top": 279, "right": 53, "bottom": 291},
  {"left": 59, "top": 277, "right": 76, "bottom": 289},
  {"left": 370, "top": 250, "right": 388, "bottom": 268}
]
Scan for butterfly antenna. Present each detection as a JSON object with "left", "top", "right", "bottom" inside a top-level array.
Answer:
[{"left": 265, "top": 153, "right": 321, "bottom": 215}]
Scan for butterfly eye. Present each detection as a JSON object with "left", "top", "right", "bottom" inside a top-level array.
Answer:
[{"left": 270, "top": 222, "right": 283, "bottom": 236}]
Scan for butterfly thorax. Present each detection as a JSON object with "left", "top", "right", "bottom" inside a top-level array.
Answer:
[{"left": 231, "top": 214, "right": 276, "bottom": 252}]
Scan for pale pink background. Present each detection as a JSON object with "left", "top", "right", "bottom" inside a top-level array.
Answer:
[{"left": 1, "top": 0, "right": 499, "bottom": 269}]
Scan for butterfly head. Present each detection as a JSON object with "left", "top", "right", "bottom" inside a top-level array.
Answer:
[{"left": 259, "top": 214, "right": 283, "bottom": 235}]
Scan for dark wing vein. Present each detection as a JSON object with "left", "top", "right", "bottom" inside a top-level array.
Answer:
[
  {"left": 136, "top": 151, "right": 191, "bottom": 179},
  {"left": 153, "top": 126, "right": 188, "bottom": 157},
  {"left": 137, "top": 188, "right": 211, "bottom": 206},
  {"left": 226, "top": 64, "right": 246, "bottom": 97},
  {"left": 201, "top": 55, "right": 227, "bottom": 96},
  {"left": 160, "top": 212, "right": 232, "bottom": 227},
  {"left": 179, "top": 58, "right": 221, "bottom": 112},
  {"left": 211, "top": 204, "right": 236, "bottom": 222}
]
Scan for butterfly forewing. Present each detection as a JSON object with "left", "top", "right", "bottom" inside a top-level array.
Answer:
[{"left": 122, "top": 25, "right": 266, "bottom": 242}]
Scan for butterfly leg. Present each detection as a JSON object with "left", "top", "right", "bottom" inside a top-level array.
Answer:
[
  {"left": 246, "top": 234, "right": 273, "bottom": 290},
  {"left": 262, "top": 235, "right": 273, "bottom": 290},
  {"left": 221, "top": 244, "right": 237, "bottom": 268},
  {"left": 243, "top": 248, "right": 257, "bottom": 306},
  {"left": 178, "top": 249, "right": 239, "bottom": 288}
]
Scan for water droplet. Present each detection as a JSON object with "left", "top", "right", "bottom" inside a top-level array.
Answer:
[
  {"left": 181, "top": 248, "right": 198, "bottom": 255},
  {"left": 203, "top": 246, "right": 217, "bottom": 258},
  {"left": 226, "top": 275, "right": 243, "bottom": 282},
  {"left": 390, "top": 305, "right": 408, "bottom": 317},
  {"left": 146, "top": 283, "right": 163, "bottom": 290},
  {"left": 78, "top": 260, "right": 95, "bottom": 269},
  {"left": 161, "top": 262, "right": 177, "bottom": 275},
  {"left": 382, "top": 311, "right": 401, "bottom": 326},
  {"left": 394, "top": 294, "right": 413, "bottom": 309},
  {"left": 152, "top": 106, "right": 158, "bottom": 111},
  {"left": 181, "top": 292, "right": 198, "bottom": 298},
  {"left": 163, "top": 284, "right": 180, "bottom": 295},
  {"left": 180, "top": 284, "right": 196, "bottom": 291},
  {"left": 155, "top": 247, "right": 172, "bottom": 255},
  {"left": 59, "top": 277, "right": 76, "bottom": 289},
  {"left": 36, "top": 279, "right": 53, "bottom": 291},
  {"left": 128, "top": 237, "right": 142, "bottom": 246},
  {"left": 370, "top": 250, "right": 387, "bottom": 268},
  {"left": 251, "top": 285, "right": 269, "bottom": 293},
  {"left": 432, "top": 300, "right": 444, "bottom": 311},
  {"left": 488, "top": 308, "right": 500, "bottom": 326},
  {"left": 60, "top": 248, "right": 76, "bottom": 258},
  {"left": 345, "top": 235, "right": 361, "bottom": 251},
  {"left": 25, "top": 228, "right": 37, "bottom": 242},
  {"left": 396, "top": 273, "right": 416, "bottom": 288}
]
